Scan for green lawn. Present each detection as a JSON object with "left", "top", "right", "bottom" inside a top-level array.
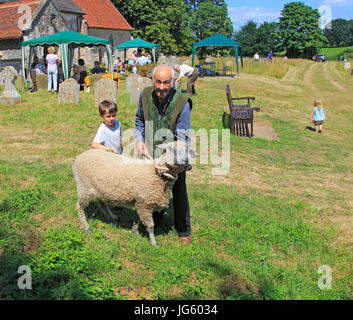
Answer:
[
  {"left": 0, "top": 60, "right": 352, "bottom": 300},
  {"left": 320, "top": 46, "right": 353, "bottom": 60}
]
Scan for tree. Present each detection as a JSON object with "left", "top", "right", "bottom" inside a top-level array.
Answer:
[
  {"left": 112, "top": 0, "right": 193, "bottom": 55},
  {"left": 274, "top": 2, "right": 327, "bottom": 58},
  {"left": 234, "top": 20, "right": 258, "bottom": 56},
  {"left": 323, "top": 19, "right": 353, "bottom": 47},
  {"left": 234, "top": 21, "right": 278, "bottom": 57},
  {"left": 185, "top": 0, "right": 234, "bottom": 41}
]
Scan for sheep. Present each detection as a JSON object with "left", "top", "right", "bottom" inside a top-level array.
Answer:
[{"left": 72, "top": 141, "right": 194, "bottom": 246}]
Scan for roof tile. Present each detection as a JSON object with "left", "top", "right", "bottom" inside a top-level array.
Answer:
[{"left": 72, "top": 0, "right": 133, "bottom": 31}]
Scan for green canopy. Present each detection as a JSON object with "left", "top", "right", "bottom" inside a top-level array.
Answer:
[
  {"left": 192, "top": 34, "right": 243, "bottom": 76},
  {"left": 21, "top": 30, "right": 112, "bottom": 81},
  {"left": 116, "top": 38, "right": 161, "bottom": 62}
]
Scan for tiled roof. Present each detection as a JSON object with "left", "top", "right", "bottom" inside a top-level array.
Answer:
[
  {"left": 72, "top": 0, "right": 133, "bottom": 31},
  {"left": 0, "top": 0, "right": 42, "bottom": 39},
  {"left": 53, "top": 0, "right": 85, "bottom": 15}
]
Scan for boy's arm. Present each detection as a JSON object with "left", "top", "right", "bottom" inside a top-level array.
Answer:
[{"left": 92, "top": 142, "right": 118, "bottom": 154}]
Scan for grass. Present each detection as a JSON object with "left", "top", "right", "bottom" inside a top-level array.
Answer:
[
  {"left": 0, "top": 59, "right": 352, "bottom": 300},
  {"left": 320, "top": 46, "right": 353, "bottom": 60}
]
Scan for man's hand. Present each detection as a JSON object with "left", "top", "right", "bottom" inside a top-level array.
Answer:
[{"left": 137, "top": 142, "right": 148, "bottom": 156}]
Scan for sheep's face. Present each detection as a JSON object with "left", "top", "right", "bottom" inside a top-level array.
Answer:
[{"left": 158, "top": 141, "right": 195, "bottom": 172}]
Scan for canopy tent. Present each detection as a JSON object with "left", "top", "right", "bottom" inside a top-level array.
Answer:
[
  {"left": 116, "top": 38, "right": 161, "bottom": 62},
  {"left": 192, "top": 34, "right": 243, "bottom": 76},
  {"left": 21, "top": 30, "right": 113, "bottom": 82}
]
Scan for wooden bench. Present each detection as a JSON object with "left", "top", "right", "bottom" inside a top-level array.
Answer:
[{"left": 223, "top": 84, "right": 260, "bottom": 137}]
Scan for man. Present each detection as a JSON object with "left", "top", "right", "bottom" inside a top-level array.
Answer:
[
  {"left": 174, "top": 64, "right": 199, "bottom": 97},
  {"left": 267, "top": 50, "right": 273, "bottom": 62},
  {"left": 135, "top": 52, "right": 151, "bottom": 66},
  {"left": 90, "top": 61, "right": 105, "bottom": 74},
  {"left": 134, "top": 65, "right": 192, "bottom": 244},
  {"left": 71, "top": 64, "right": 87, "bottom": 91}
]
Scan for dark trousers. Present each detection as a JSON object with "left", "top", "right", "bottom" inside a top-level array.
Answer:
[
  {"left": 172, "top": 171, "right": 191, "bottom": 237},
  {"left": 187, "top": 69, "right": 199, "bottom": 96}
]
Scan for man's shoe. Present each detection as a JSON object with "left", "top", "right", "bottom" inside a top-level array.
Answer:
[{"left": 180, "top": 236, "right": 192, "bottom": 244}]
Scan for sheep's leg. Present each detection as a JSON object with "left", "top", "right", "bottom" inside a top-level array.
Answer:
[
  {"left": 77, "top": 201, "right": 90, "bottom": 235},
  {"left": 98, "top": 201, "right": 117, "bottom": 223},
  {"left": 136, "top": 206, "right": 157, "bottom": 246}
]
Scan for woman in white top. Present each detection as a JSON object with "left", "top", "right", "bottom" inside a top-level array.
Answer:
[{"left": 46, "top": 46, "right": 60, "bottom": 93}]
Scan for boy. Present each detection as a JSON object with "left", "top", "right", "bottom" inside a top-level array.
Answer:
[{"left": 92, "top": 100, "right": 123, "bottom": 154}]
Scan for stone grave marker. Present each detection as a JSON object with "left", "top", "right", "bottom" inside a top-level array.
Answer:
[
  {"left": 95, "top": 78, "right": 117, "bottom": 108},
  {"left": 36, "top": 74, "right": 48, "bottom": 90},
  {"left": 89, "top": 74, "right": 103, "bottom": 90},
  {"left": 344, "top": 62, "right": 351, "bottom": 70},
  {"left": 0, "top": 66, "right": 21, "bottom": 105},
  {"left": 58, "top": 78, "right": 80, "bottom": 105}
]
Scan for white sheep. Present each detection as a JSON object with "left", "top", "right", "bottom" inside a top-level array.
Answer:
[{"left": 72, "top": 141, "right": 194, "bottom": 246}]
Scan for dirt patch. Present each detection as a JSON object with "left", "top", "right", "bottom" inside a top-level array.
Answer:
[{"left": 253, "top": 120, "right": 280, "bottom": 141}]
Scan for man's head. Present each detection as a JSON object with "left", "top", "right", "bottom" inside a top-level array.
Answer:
[
  {"left": 174, "top": 65, "right": 180, "bottom": 72},
  {"left": 152, "top": 65, "right": 175, "bottom": 100},
  {"left": 72, "top": 64, "right": 80, "bottom": 74},
  {"left": 94, "top": 61, "right": 100, "bottom": 67},
  {"left": 78, "top": 59, "right": 85, "bottom": 66},
  {"left": 33, "top": 56, "right": 39, "bottom": 63}
]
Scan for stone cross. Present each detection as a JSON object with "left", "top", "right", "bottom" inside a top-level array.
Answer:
[
  {"left": 95, "top": 78, "right": 117, "bottom": 108},
  {"left": 0, "top": 66, "right": 21, "bottom": 105},
  {"left": 58, "top": 78, "right": 80, "bottom": 105}
]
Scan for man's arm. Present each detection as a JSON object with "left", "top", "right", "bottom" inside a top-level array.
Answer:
[
  {"left": 175, "top": 101, "right": 191, "bottom": 145},
  {"left": 135, "top": 90, "right": 148, "bottom": 156}
]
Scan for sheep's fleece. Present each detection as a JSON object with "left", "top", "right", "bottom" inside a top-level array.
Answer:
[{"left": 72, "top": 141, "right": 194, "bottom": 246}]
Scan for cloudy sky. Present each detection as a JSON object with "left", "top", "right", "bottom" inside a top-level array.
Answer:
[{"left": 226, "top": 0, "right": 353, "bottom": 30}]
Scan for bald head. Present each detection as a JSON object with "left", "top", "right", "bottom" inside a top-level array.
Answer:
[{"left": 152, "top": 65, "right": 175, "bottom": 100}]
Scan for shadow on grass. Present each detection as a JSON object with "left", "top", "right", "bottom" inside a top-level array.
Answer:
[
  {"left": 84, "top": 199, "right": 174, "bottom": 238},
  {"left": 306, "top": 126, "right": 316, "bottom": 132}
]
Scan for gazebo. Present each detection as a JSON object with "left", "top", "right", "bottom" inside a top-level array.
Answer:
[
  {"left": 21, "top": 30, "right": 113, "bottom": 81},
  {"left": 116, "top": 38, "right": 161, "bottom": 62},
  {"left": 192, "top": 34, "right": 243, "bottom": 76}
]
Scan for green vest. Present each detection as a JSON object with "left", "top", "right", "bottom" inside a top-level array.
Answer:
[{"left": 142, "top": 86, "right": 192, "bottom": 156}]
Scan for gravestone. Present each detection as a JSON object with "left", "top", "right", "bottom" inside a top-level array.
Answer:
[
  {"left": 95, "top": 78, "right": 117, "bottom": 108},
  {"left": 89, "top": 74, "right": 103, "bottom": 90},
  {"left": 126, "top": 73, "right": 138, "bottom": 94},
  {"left": 36, "top": 74, "right": 48, "bottom": 90},
  {"left": 58, "top": 78, "right": 80, "bottom": 105},
  {"left": 351, "top": 69, "right": 353, "bottom": 76},
  {"left": 158, "top": 55, "right": 168, "bottom": 65},
  {"left": 344, "top": 62, "right": 351, "bottom": 70},
  {"left": 0, "top": 66, "right": 21, "bottom": 105},
  {"left": 170, "top": 56, "right": 179, "bottom": 68}
]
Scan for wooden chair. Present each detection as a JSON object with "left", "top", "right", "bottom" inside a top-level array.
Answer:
[{"left": 224, "top": 84, "right": 260, "bottom": 137}]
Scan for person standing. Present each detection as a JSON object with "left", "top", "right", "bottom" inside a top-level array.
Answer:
[
  {"left": 310, "top": 99, "right": 326, "bottom": 133},
  {"left": 46, "top": 46, "right": 60, "bottom": 93},
  {"left": 254, "top": 52, "right": 260, "bottom": 62},
  {"left": 134, "top": 65, "right": 193, "bottom": 244},
  {"left": 174, "top": 64, "right": 200, "bottom": 97},
  {"left": 267, "top": 50, "right": 273, "bottom": 62}
]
